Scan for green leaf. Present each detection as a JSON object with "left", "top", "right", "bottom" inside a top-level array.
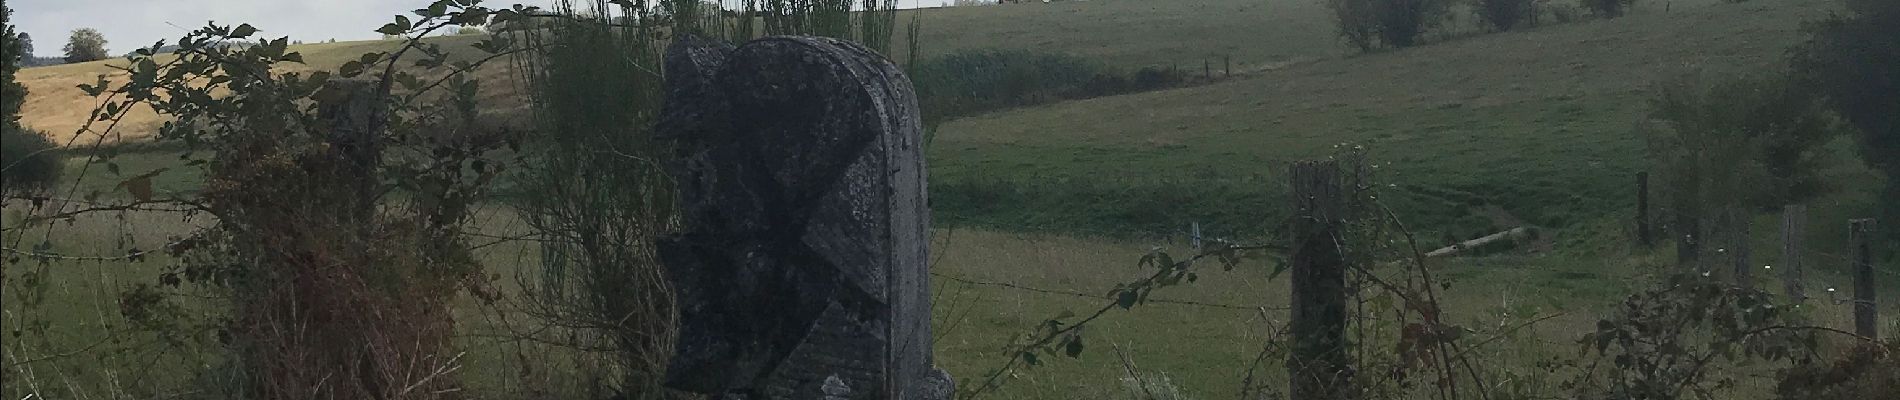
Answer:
[
  {"left": 231, "top": 24, "right": 258, "bottom": 38},
  {"left": 376, "top": 23, "right": 406, "bottom": 36},
  {"left": 1267, "top": 260, "right": 1290, "bottom": 281},
  {"left": 395, "top": 72, "right": 424, "bottom": 91},
  {"left": 280, "top": 52, "right": 305, "bottom": 64},
  {"left": 339, "top": 61, "right": 365, "bottom": 78}
]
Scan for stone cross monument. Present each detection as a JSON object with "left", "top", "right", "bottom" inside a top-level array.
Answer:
[{"left": 655, "top": 35, "right": 953, "bottom": 399}]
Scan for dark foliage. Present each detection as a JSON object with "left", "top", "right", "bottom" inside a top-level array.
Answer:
[
  {"left": 0, "top": 126, "right": 61, "bottom": 194},
  {"left": 1581, "top": 0, "right": 1635, "bottom": 18},
  {"left": 1775, "top": 339, "right": 1900, "bottom": 400},
  {"left": 1476, "top": 0, "right": 1536, "bottom": 32},
  {"left": 1651, "top": 74, "right": 1839, "bottom": 210},
  {"left": 1793, "top": 0, "right": 1900, "bottom": 239},
  {"left": 1327, "top": 0, "right": 1451, "bottom": 50},
  {"left": 1, "top": 3, "right": 59, "bottom": 195},
  {"left": 1573, "top": 272, "right": 1820, "bottom": 400}
]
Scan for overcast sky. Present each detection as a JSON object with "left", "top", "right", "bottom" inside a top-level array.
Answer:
[{"left": 10, "top": 0, "right": 939, "bottom": 56}]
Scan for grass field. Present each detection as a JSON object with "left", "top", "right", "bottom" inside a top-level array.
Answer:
[{"left": 6, "top": 0, "right": 1900, "bottom": 399}]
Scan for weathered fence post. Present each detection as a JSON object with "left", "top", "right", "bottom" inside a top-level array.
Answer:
[
  {"left": 1636, "top": 172, "right": 1652, "bottom": 248},
  {"left": 1289, "top": 160, "right": 1351, "bottom": 400},
  {"left": 1851, "top": 218, "right": 1878, "bottom": 339},
  {"left": 655, "top": 35, "right": 952, "bottom": 399},
  {"left": 1732, "top": 210, "right": 1753, "bottom": 287},
  {"left": 1677, "top": 213, "right": 1701, "bottom": 270},
  {"left": 1781, "top": 205, "right": 1806, "bottom": 301}
]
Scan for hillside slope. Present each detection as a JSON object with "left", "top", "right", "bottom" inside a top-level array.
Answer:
[
  {"left": 927, "top": 0, "right": 1869, "bottom": 241},
  {"left": 15, "top": 0, "right": 1345, "bottom": 144}
]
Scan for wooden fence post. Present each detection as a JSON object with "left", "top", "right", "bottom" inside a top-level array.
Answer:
[
  {"left": 1289, "top": 160, "right": 1351, "bottom": 400},
  {"left": 1732, "top": 210, "right": 1753, "bottom": 287},
  {"left": 1781, "top": 205, "right": 1805, "bottom": 301},
  {"left": 655, "top": 36, "right": 952, "bottom": 399},
  {"left": 1637, "top": 172, "right": 1652, "bottom": 248},
  {"left": 1851, "top": 218, "right": 1878, "bottom": 339}
]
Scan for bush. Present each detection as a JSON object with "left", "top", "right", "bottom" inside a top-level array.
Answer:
[
  {"left": 1581, "top": 0, "right": 1635, "bottom": 18},
  {"left": 0, "top": 126, "right": 59, "bottom": 195},
  {"left": 1476, "top": 0, "right": 1536, "bottom": 31},
  {"left": 1327, "top": 0, "right": 1452, "bottom": 50}
]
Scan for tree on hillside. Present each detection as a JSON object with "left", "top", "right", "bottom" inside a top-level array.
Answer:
[
  {"left": 62, "top": 27, "right": 108, "bottom": 63},
  {"left": 1645, "top": 73, "right": 1839, "bottom": 270},
  {"left": 17, "top": 31, "right": 30, "bottom": 61},
  {"left": 1794, "top": 0, "right": 1900, "bottom": 240}
]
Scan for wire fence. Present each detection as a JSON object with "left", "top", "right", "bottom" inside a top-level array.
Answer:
[{"left": 930, "top": 271, "right": 1282, "bottom": 312}]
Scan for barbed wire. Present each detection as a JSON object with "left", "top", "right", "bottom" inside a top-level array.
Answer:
[
  {"left": 929, "top": 271, "right": 1283, "bottom": 312},
  {"left": 1809, "top": 250, "right": 1900, "bottom": 279}
]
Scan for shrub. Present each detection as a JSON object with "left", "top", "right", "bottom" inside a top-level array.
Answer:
[
  {"left": 0, "top": 126, "right": 61, "bottom": 195},
  {"left": 1476, "top": 0, "right": 1536, "bottom": 31},
  {"left": 1775, "top": 339, "right": 1900, "bottom": 400},
  {"left": 1581, "top": 0, "right": 1635, "bottom": 18},
  {"left": 1329, "top": 0, "right": 1382, "bottom": 51},
  {"left": 1326, "top": 0, "right": 1451, "bottom": 50},
  {"left": 512, "top": 8, "right": 680, "bottom": 394},
  {"left": 1574, "top": 272, "right": 1820, "bottom": 400}
]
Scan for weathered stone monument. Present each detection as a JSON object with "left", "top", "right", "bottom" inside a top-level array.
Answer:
[{"left": 654, "top": 35, "right": 953, "bottom": 399}]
